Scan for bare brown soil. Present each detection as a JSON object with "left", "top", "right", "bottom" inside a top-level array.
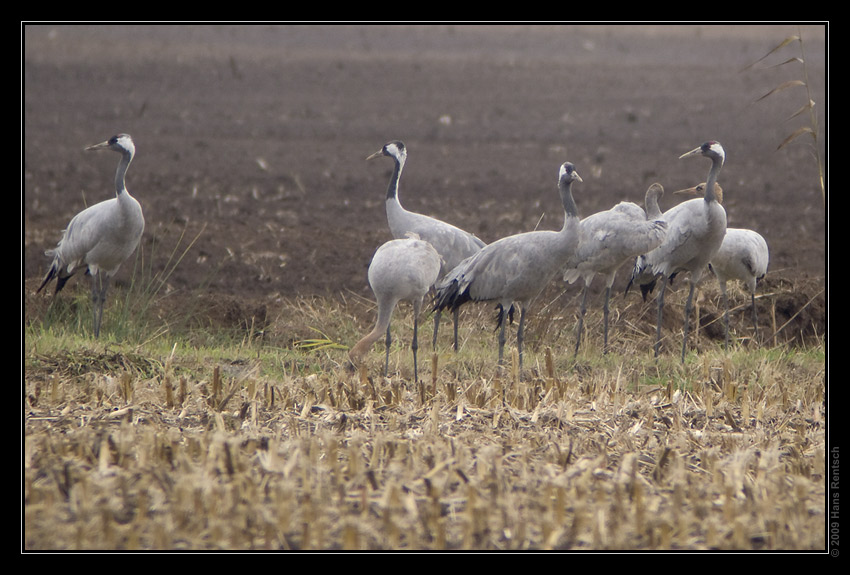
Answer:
[{"left": 24, "top": 24, "right": 826, "bottom": 345}]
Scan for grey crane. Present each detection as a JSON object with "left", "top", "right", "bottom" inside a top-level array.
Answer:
[
  {"left": 349, "top": 234, "right": 442, "bottom": 382},
  {"left": 367, "top": 141, "right": 485, "bottom": 351},
  {"left": 627, "top": 141, "right": 727, "bottom": 362},
  {"left": 564, "top": 183, "right": 667, "bottom": 355},
  {"left": 674, "top": 183, "right": 769, "bottom": 348},
  {"left": 434, "top": 162, "right": 582, "bottom": 374},
  {"left": 36, "top": 133, "right": 145, "bottom": 338}
]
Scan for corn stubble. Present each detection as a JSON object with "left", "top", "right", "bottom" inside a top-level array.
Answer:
[
  {"left": 25, "top": 283, "right": 825, "bottom": 550},
  {"left": 24, "top": 358, "right": 823, "bottom": 549}
]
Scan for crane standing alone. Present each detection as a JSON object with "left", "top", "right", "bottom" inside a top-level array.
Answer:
[
  {"left": 627, "top": 141, "right": 727, "bottom": 362},
  {"left": 348, "top": 235, "right": 442, "bottom": 382},
  {"left": 563, "top": 182, "right": 667, "bottom": 355},
  {"left": 368, "top": 141, "right": 485, "bottom": 351},
  {"left": 434, "top": 162, "right": 583, "bottom": 375},
  {"left": 36, "top": 134, "right": 145, "bottom": 338},
  {"left": 675, "top": 183, "right": 769, "bottom": 348}
]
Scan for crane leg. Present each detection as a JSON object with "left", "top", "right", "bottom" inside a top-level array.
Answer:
[
  {"left": 574, "top": 284, "right": 588, "bottom": 357},
  {"left": 452, "top": 307, "right": 460, "bottom": 352},
  {"left": 681, "top": 281, "right": 697, "bottom": 363},
  {"left": 654, "top": 275, "right": 668, "bottom": 358},
  {"left": 517, "top": 306, "right": 526, "bottom": 375},
  {"left": 90, "top": 273, "right": 110, "bottom": 339},
  {"left": 433, "top": 308, "right": 461, "bottom": 351},
  {"left": 412, "top": 314, "right": 419, "bottom": 383},
  {"left": 384, "top": 324, "right": 392, "bottom": 377},
  {"left": 602, "top": 286, "right": 611, "bottom": 354},
  {"left": 497, "top": 306, "right": 508, "bottom": 366}
]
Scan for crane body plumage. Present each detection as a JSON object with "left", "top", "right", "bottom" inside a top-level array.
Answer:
[
  {"left": 434, "top": 162, "right": 582, "bottom": 374},
  {"left": 673, "top": 181, "right": 769, "bottom": 348},
  {"left": 36, "top": 134, "right": 145, "bottom": 338},
  {"left": 627, "top": 141, "right": 727, "bottom": 362},
  {"left": 348, "top": 235, "right": 442, "bottom": 382},
  {"left": 564, "top": 183, "right": 668, "bottom": 354},
  {"left": 673, "top": 182, "right": 769, "bottom": 347},
  {"left": 711, "top": 228, "right": 769, "bottom": 345},
  {"left": 368, "top": 141, "right": 485, "bottom": 350}
]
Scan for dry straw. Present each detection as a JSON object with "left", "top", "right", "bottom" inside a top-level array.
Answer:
[{"left": 25, "top": 308, "right": 825, "bottom": 550}]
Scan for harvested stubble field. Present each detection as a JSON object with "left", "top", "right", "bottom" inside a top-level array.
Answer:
[
  {"left": 24, "top": 25, "right": 827, "bottom": 551},
  {"left": 24, "top": 291, "right": 827, "bottom": 551}
]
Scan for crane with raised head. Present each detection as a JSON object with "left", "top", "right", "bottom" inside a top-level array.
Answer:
[
  {"left": 627, "top": 141, "right": 727, "bottom": 362},
  {"left": 36, "top": 133, "right": 145, "bottom": 338},
  {"left": 564, "top": 182, "right": 667, "bottom": 355},
  {"left": 368, "top": 141, "right": 485, "bottom": 351},
  {"left": 434, "top": 162, "right": 583, "bottom": 375},
  {"left": 348, "top": 234, "right": 442, "bottom": 382}
]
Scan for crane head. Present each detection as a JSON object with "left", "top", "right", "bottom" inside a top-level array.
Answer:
[
  {"left": 674, "top": 182, "right": 724, "bottom": 205},
  {"left": 367, "top": 140, "right": 406, "bottom": 164},
  {"left": 679, "top": 141, "right": 725, "bottom": 165},
  {"left": 646, "top": 182, "right": 664, "bottom": 197},
  {"left": 559, "top": 162, "right": 582, "bottom": 184},
  {"left": 86, "top": 133, "right": 135, "bottom": 156}
]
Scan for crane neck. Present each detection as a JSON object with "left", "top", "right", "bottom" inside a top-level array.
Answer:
[
  {"left": 349, "top": 297, "right": 396, "bottom": 364},
  {"left": 703, "top": 155, "right": 723, "bottom": 205},
  {"left": 645, "top": 189, "right": 663, "bottom": 219},
  {"left": 385, "top": 155, "right": 404, "bottom": 202},
  {"left": 558, "top": 179, "right": 579, "bottom": 227},
  {"left": 114, "top": 149, "right": 134, "bottom": 197}
]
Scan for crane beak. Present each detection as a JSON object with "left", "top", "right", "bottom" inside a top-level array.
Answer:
[
  {"left": 679, "top": 146, "right": 703, "bottom": 160},
  {"left": 673, "top": 185, "right": 700, "bottom": 196},
  {"left": 85, "top": 140, "right": 111, "bottom": 152},
  {"left": 673, "top": 182, "right": 723, "bottom": 204},
  {"left": 366, "top": 149, "right": 384, "bottom": 161}
]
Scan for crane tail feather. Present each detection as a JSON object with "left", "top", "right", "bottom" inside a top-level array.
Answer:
[
  {"left": 433, "top": 279, "right": 467, "bottom": 313},
  {"left": 493, "top": 303, "right": 515, "bottom": 330},
  {"left": 36, "top": 264, "right": 58, "bottom": 294},
  {"left": 54, "top": 274, "right": 71, "bottom": 294},
  {"left": 36, "top": 259, "right": 73, "bottom": 295},
  {"left": 639, "top": 279, "right": 656, "bottom": 302}
]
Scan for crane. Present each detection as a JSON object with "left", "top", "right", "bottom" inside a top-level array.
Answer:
[
  {"left": 348, "top": 234, "right": 442, "bottom": 382},
  {"left": 627, "top": 141, "right": 727, "bottom": 362},
  {"left": 674, "top": 183, "right": 769, "bottom": 347},
  {"left": 367, "top": 141, "right": 485, "bottom": 351},
  {"left": 36, "top": 133, "right": 145, "bottom": 338},
  {"left": 434, "top": 162, "right": 583, "bottom": 375},
  {"left": 564, "top": 183, "right": 667, "bottom": 355}
]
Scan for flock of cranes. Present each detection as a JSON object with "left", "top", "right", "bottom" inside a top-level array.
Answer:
[
  {"left": 35, "top": 134, "right": 769, "bottom": 381},
  {"left": 627, "top": 141, "right": 729, "bottom": 363}
]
